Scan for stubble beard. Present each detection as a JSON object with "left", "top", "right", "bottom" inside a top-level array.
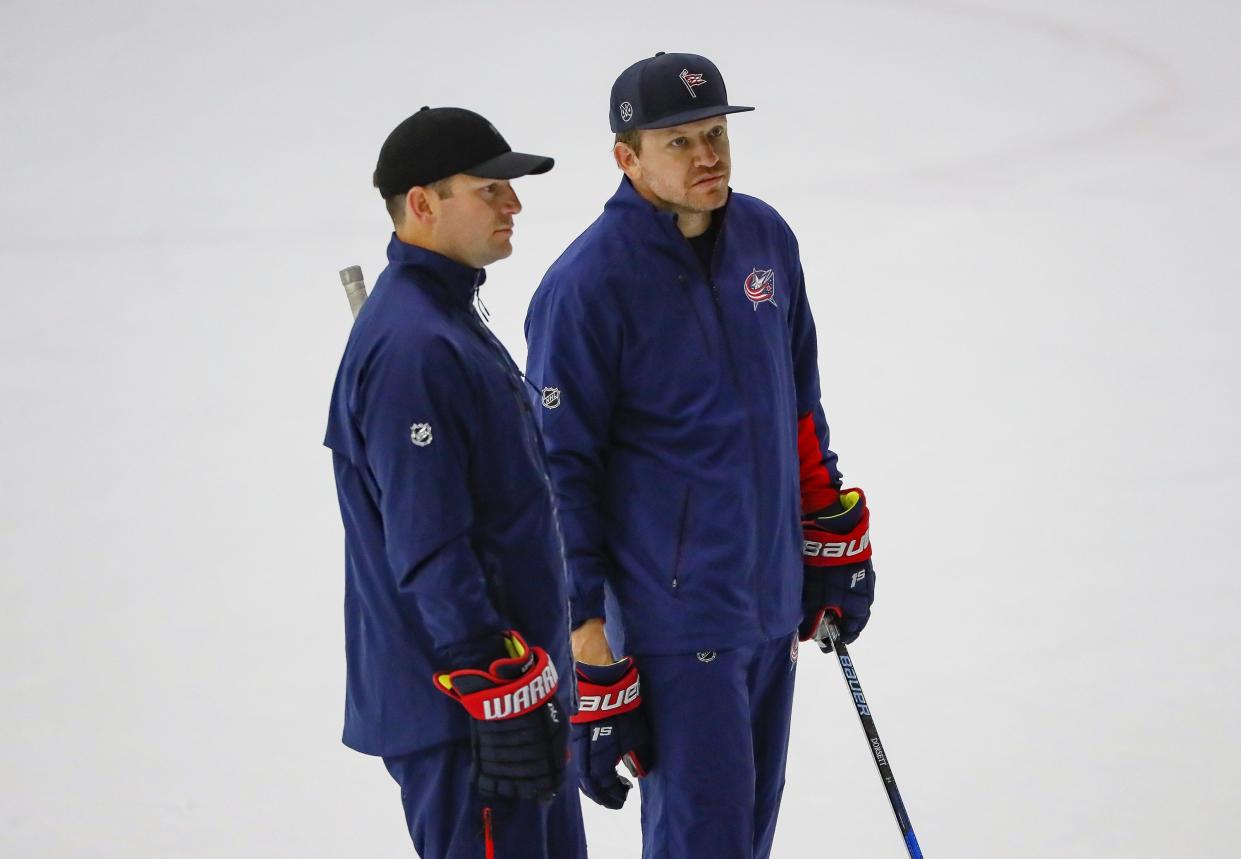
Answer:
[{"left": 655, "top": 173, "right": 730, "bottom": 218}]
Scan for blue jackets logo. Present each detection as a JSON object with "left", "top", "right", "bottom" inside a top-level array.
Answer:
[
  {"left": 409, "top": 422, "right": 433, "bottom": 447},
  {"left": 743, "top": 268, "right": 777, "bottom": 310}
]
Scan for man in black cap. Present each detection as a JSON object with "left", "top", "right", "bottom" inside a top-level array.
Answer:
[
  {"left": 525, "top": 54, "right": 879, "bottom": 857},
  {"left": 324, "top": 107, "right": 587, "bottom": 858}
]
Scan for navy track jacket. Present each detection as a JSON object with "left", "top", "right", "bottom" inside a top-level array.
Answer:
[
  {"left": 525, "top": 178, "right": 843, "bottom": 656},
  {"left": 324, "top": 237, "right": 572, "bottom": 757}
]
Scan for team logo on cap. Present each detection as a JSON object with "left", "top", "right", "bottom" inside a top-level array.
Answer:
[
  {"left": 619, "top": 101, "right": 634, "bottom": 123},
  {"left": 743, "top": 268, "right": 777, "bottom": 310},
  {"left": 679, "top": 69, "right": 706, "bottom": 98}
]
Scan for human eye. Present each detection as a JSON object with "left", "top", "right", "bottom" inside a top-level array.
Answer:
[
  {"left": 709, "top": 125, "right": 726, "bottom": 138},
  {"left": 669, "top": 137, "right": 687, "bottom": 149}
]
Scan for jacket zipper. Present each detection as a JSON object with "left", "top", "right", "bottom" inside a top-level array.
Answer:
[
  {"left": 680, "top": 213, "right": 770, "bottom": 621},
  {"left": 464, "top": 302, "right": 575, "bottom": 694},
  {"left": 465, "top": 305, "right": 550, "bottom": 479}
]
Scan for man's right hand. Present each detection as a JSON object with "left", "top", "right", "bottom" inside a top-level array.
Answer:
[
  {"left": 434, "top": 631, "right": 567, "bottom": 801},
  {"left": 571, "top": 617, "right": 616, "bottom": 665},
  {"left": 570, "top": 658, "right": 654, "bottom": 809}
]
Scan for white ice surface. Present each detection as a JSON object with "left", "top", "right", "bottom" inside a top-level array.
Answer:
[{"left": 2, "top": 0, "right": 1239, "bottom": 856}]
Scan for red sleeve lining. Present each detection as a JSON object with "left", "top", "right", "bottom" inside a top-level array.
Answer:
[{"left": 798, "top": 411, "right": 839, "bottom": 514}]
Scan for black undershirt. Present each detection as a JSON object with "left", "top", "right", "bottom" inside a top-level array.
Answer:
[{"left": 686, "top": 213, "right": 721, "bottom": 274}]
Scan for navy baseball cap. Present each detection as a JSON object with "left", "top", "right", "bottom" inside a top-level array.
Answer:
[
  {"left": 373, "top": 107, "right": 554, "bottom": 198},
  {"left": 609, "top": 52, "right": 754, "bottom": 133}
]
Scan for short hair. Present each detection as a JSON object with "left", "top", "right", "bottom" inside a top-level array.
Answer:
[
  {"left": 428, "top": 176, "right": 456, "bottom": 199},
  {"left": 384, "top": 193, "right": 405, "bottom": 224},
  {"left": 614, "top": 129, "right": 643, "bottom": 155},
  {"left": 382, "top": 176, "right": 456, "bottom": 225}
]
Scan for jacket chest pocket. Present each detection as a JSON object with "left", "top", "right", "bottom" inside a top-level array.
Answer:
[{"left": 669, "top": 486, "right": 692, "bottom": 593}]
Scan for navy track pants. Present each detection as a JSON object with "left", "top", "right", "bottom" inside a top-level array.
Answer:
[
  {"left": 383, "top": 741, "right": 587, "bottom": 858},
  {"left": 637, "top": 631, "right": 800, "bottom": 859}
]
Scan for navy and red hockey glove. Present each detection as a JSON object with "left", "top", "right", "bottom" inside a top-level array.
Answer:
[
  {"left": 434, "top": 631, "right": 567, "bottom": 801},
  {"left": 570, "top": 658, "right": 654, "bottom": 809},
  {"left": 800, "top": 488, "right": 876, "bottom": 647}
]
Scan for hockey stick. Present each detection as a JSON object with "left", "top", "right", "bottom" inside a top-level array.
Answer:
[
  {"left": 340, "top": 265, "right": 369, "bottom": 319},
  {"left": 816, "top": 618, "right": 925, "bottom": 858}
]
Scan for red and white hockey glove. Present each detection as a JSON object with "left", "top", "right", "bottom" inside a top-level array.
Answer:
[
  {"left": 570, "top": 658, "right": 654, "bottom": 809},
  {"left": 434, "top": 631, "right": 567, "bottom": 801},
  {"left": 800, "top": 488, "right": 876, "bottom": 648}
]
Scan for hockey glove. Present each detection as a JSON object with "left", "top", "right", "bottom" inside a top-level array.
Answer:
[
  {"left": 434, "top": 631, "right": 567, "bottom": 801},
  {"left": 570, "top": 658, "right": 654, "bottom": 809},
  {"left": 800, "top": 487, "right": 876, "bottom": 647}
]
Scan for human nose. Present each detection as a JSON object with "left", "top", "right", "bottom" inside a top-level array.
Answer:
[
  {"left": 500, "top": 184, "right": 522, "bottom": 215},
  {"left": 693, "top": 139, "right": 720, "bottom": 168}
]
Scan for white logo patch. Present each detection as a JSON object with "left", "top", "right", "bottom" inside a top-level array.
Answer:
[
  {"left": 696, "top": 651, "right": 717, "bottom": 664},
  {"left": 409, "top": 422, "right": 433, "bottom": 447},
  {"left": 619, "top": 101, "right": 634, "bottom": 123},
  {"left": 542, "top": 387, "right": 561, "bottom": 409}
]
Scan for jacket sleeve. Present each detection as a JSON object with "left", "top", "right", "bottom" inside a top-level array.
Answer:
[
  {"left": 358, "top": 335, "right": 508, "bottom": 665},
  {"left": 787, "top": 240, "right": 845, "bottom": 514},
  {"left": 524, "top": 277, "right": 620, "bottom": 630}
]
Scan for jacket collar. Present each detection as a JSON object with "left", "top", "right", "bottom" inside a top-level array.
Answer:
[
  {"left": 603, "top": 176, "right": 731, "bottom": 250},
  {"left": 386, "top": 234, "right": 486, "bottom": 306}
]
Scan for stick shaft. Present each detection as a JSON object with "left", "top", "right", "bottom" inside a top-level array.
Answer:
[
  {"left": 340, "top": 265, "right": 368, "bottom": 319},
  {"left": 818, "top": 620, "right": 924, "bottom": 858}
]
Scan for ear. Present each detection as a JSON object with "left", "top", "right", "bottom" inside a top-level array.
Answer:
[
  {"left": 613, "top": 142, "right": 640, "bottom": 181},
  {"left": 404, "top": 186, "right": 437, "bottom": 226}
]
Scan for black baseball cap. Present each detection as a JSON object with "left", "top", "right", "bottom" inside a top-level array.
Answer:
[
  {"left": 373, "top": 107, "right": 554, "bottom": 198},
  {"left": 609, "top": 52, "right": 754, "bottom": 133}
]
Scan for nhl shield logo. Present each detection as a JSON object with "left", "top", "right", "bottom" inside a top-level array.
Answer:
[
  {"left": 542, "top": 387, "right": 561, "bottom": 409},
  {"left": 743, "top": 268, "right": 777, "bottom": 310},
  {"left": 409, "top": 422, "right": 433, "bottom": 447}
]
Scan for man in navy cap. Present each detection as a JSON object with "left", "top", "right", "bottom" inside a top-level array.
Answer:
[
  {"left": 525, "top": 54, "right": 878, "bottom": 857},
  {"left": 324, "top": 107, "right": 586, "bottom": 858}
]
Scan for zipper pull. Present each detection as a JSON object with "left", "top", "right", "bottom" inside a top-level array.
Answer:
[{"left": 473, "top": 271, "right": 490, "bottom": 322}]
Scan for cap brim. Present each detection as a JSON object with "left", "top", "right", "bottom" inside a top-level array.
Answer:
[
  {"left": 465, "top": 151, "right": 554, "bottom": 180},
  {"left": 639, "top": 105, "right": 755, "bottom": 130}
]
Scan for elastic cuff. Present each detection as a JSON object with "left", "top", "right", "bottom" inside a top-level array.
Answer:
[{"left": 570, "top": 597, "right": 606, "bottom": 631}]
